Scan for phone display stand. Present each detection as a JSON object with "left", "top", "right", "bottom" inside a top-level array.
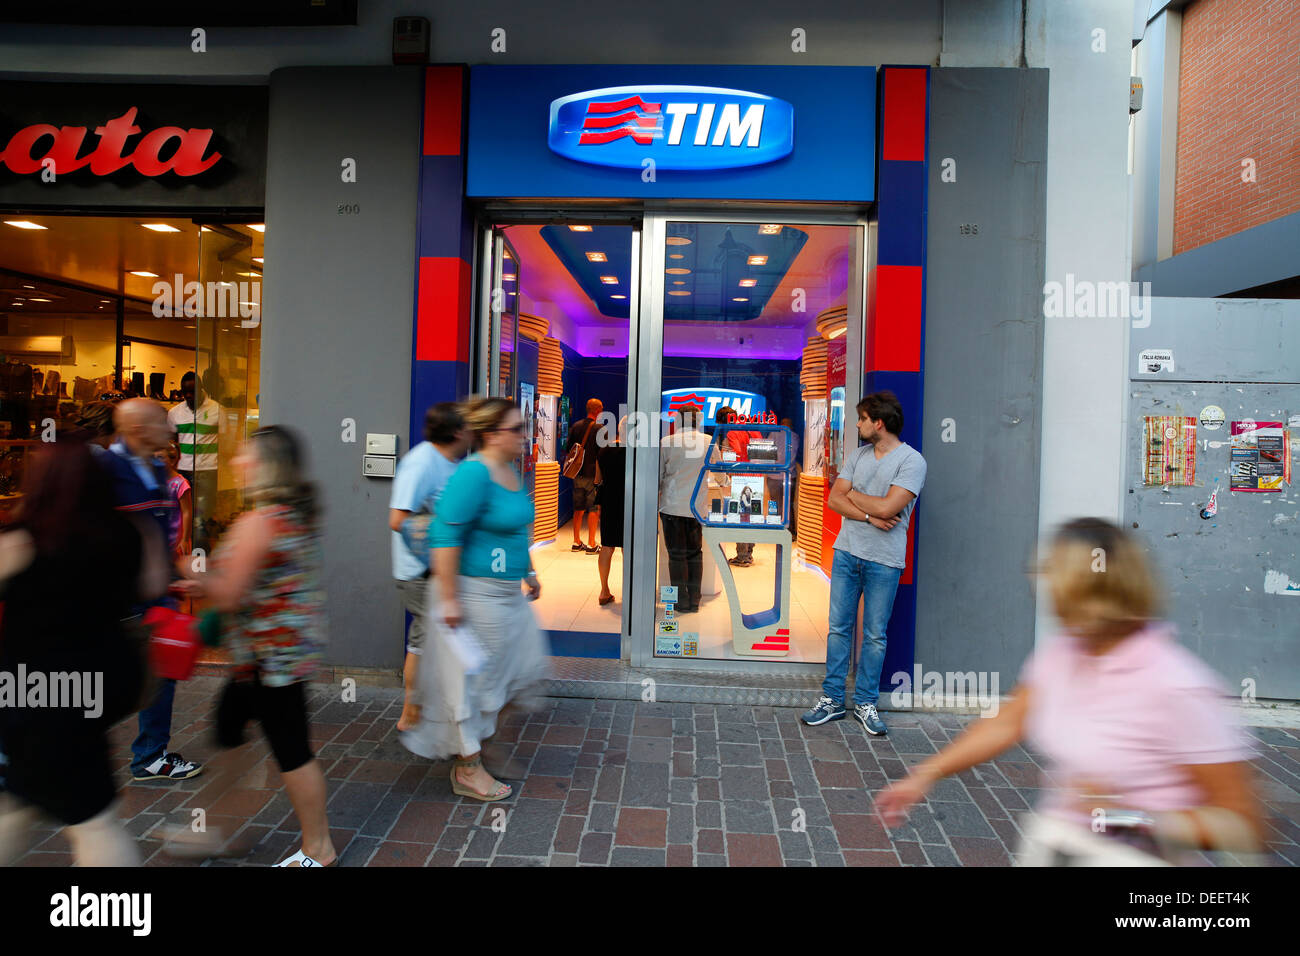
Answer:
[{"left": 691, "top": 425, "right": 795, "bottom": 657}]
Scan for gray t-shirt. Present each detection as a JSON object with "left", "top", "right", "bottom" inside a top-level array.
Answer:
[{"left": 832, "top": 441, "right": 927, "bottom": 569}]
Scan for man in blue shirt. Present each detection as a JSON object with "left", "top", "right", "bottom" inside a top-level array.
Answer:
[
  {"left": 389, "top": 403, "right": 470, "bottom": 731},
  {"left": 102, "top": 399, "right": 203, "bottom": 781}
]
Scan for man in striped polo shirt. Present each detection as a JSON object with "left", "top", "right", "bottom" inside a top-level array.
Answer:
[{"left": 167, "top": 370, "right": 221, "bottom": 553}]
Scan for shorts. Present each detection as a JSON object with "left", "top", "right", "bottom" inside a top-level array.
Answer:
[
  {"left": 572, "top": 475, "right": 600, "bottom": 512},
  {"left": 215, "top": 674, "right": 314, "bottom": 773},
  {"left": 395, "top": 575, "right": 429, "bottom": 654}
]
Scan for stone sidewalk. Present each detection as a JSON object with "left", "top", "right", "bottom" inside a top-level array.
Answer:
[{"left": 10, "top": 676, "right": 1300, "bottom": 866}]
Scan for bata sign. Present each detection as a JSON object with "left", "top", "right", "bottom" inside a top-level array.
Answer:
[{"left": 0, "top": 108, "right": 221, "bottom": 178}]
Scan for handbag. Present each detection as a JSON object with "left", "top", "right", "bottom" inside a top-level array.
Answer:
[
  {"left": 143, "top": 605, "right": 203, "bottom": 681},
  {"left": 562, "top": 420, "right": 596, "bottom": 479}
]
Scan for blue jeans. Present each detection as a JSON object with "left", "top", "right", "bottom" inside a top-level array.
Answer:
[
  {"left": 130, "top": 678, "right": 177, "bottom": 772},
  {"left": 823, "top": 549, "right": 903, "bottom": 707}
]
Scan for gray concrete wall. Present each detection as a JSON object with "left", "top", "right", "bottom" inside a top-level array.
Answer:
[
  {"left": 260, "top": 66, "right": 423, "bottom": 668},
  {"left": 918, "top": 67, "right": 1049, "bottom": 682},
  {"left": 1125, "top": 297, "right": 1300, "bottom": 699}
]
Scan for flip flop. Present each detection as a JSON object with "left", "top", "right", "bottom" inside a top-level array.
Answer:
[
  {"left": 451, "top": 758, "right": 512, "bottom": 802},
  {"left": 274, "top": 848, "right": 336, "bottom": 867}
]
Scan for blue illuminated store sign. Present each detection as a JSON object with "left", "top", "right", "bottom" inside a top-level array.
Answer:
[
  {"left": 468, "top": 65, "right": 874, "bottom": 201},
  {"left": 663, "top": 387, "right": 768, "bottom": 426},
  {"left": 547, "top": 86, "right": 794, "bottom": 171}
]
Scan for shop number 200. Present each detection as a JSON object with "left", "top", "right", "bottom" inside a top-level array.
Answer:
[{"left": 337, "top": 203, "right": 360, "bottom": 215}]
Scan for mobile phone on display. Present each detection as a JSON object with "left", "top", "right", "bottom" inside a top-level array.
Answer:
[
  {"left": 728, "top": 500, "right": 739, "bottom": 514},
  {"left": 711, "top": 499, "right": 722, "bottom": 514},
  {"left": 750, "top": 500, "right": 761, "bottom": 515}
]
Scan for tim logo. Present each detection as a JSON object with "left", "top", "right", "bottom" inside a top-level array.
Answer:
[
  {"left": 549, "top": 85, "right": 794, "bottom": 171},
  {"left": 750, "top": 628, "right": 790, "bottom": 653}
]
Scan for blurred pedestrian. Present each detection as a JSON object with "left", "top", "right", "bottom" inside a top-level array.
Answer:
[
  {"left": 104, "top": 399, "right": 203, "bottom": 782},
  {"left": 876, "top": 518, "right": 1263, "bottom": 865},
  {"left": 175, "top": 425, "right": 333, "bottom": 866},
  {"left": 402, "top": 397, "right": 548, "bottom": 801},
  {"left": 0, "top": 439, "right": 168, "bottom": 866},
  {"left": 388, "top": 403, "right": 470, "bottom": 731}
]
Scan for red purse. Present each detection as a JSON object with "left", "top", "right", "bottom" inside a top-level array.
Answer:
[{"left": 143, "top": 606, "right": 203, "bottom": 681}]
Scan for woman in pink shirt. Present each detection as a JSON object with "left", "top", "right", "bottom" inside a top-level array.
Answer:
[{"left": 877, "top": 518, "right": 1263, "bottom": 865}]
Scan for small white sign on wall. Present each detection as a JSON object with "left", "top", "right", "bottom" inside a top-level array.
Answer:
[{"left": 1137, "top": 348, "right": 1175, "bottom": 374}]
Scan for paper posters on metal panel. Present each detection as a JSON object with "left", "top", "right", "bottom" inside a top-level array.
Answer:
[
  {"left": 1142, "top": 416, "right": 1196, "bottom": 486},
  {"left": 1230, "top": 421, "right": 1290, "bottom": 492}
]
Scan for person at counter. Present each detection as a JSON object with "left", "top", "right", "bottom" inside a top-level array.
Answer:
[{"left": 658, "top": 404, "right": 710, "bottom": 613}]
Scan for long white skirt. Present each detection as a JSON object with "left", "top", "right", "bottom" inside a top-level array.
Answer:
[{"left": 400, "top": 575, "right": 550, "bottom": 761}]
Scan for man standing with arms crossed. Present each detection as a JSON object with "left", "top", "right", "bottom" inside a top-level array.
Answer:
[{"left": 801, "top": 392, "right": 926, "bottom": 736}]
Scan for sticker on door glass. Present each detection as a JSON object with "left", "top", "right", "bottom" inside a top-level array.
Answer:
[{"left": 659, "top": 585, "right": 678, "bottom": 604}]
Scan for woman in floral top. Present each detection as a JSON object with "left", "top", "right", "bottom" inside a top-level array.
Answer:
[{"left": 177, "top": 425, "right": 333, "bottom": 867}]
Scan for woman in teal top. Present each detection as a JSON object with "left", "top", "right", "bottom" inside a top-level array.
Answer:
[{"left": 401, "top": 397, "right": 549, "bottom": 801}]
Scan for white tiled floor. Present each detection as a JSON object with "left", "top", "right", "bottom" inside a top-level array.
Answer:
[{"left": 531, "top": 519, "right": 829, "bottom": 664}]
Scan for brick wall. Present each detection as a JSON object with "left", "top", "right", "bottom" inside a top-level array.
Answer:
[{"left": 1172, "top": 0, "right": 1300, "bottom": 255}]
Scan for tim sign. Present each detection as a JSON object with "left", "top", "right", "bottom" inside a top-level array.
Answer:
[
  {"left": 663, "top": 387, "right": 766, "bottom": 426},
  {"left": 549, "top": 86, "right": 794, "bottom": 171}
]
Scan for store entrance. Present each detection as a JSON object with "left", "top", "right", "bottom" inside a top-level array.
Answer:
[{"left": 475, "top": 208, "right": 866, "bottom": 670}]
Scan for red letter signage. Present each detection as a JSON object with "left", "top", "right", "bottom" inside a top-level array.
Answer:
[{"left": 0, "top": 108, "right": 222, "bottom": 178}]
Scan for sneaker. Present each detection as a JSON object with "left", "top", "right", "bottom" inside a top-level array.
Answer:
[
  {"left": 133, "top": 752, "right": 203, "bottom": 781},
  {"left": 853, "top": 704, "right": 888, "bottom": 736},
  {"left": 584, "top": 544, "right": 601, "bottom": 554},
  {"left": 800, "top": 696, "right": 846, "bottom": 726},
  {"left": 571, "top": 543, "right": 586, "bottom": 552},
  {"left": 728, "top": 556, "right": 753, "bottom": 567}
]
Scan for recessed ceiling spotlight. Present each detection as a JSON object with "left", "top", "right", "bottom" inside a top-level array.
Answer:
[
  {"left": 610, "top": 294, "right": 627, "bottom": 300},
  {"left": 739, "top": 279, "right": 758, "bottom": 287},
  {"left": 758, "top": 224, "right": 783, "bottom": 235},
  {"left": 599, "top": 276, "right": 619, "bottom": 285},
  {"left": 4, "top": 220, "right": 47, "bottom": 230},
  {"left": 568, "top": 225, "right": 593, "bottom": 232},
  {"left": 667, "top": 290, "right": 692, "bottom": 296},
  {"left": 732, "top": 297, "right": 750, "bottom": 302},
  {"left": 141, "top": 223, "right": 181, "bottom": 233},
  {"left": 247, "top": 224, "right": 265, "bottom": 233},
  {"left": 129, "top": 270, "right": 159, "bottom": 277},
  {"left": 665, "top": 236, "right": 692, "bottom": 246},
  {"left": 747, "top": 255, "right": 767, "bottom": 266},
  {"left": 27, "top": 297, "right": 51, "bottom": 302},
  {"left": 585, "top": 252, "right": 607, "bottom": 263},
  {"left": 665, "top": 268, "right": 691, "bottom": 275}
]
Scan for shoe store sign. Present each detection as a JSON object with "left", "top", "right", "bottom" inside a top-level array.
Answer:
[{"left": 0, "top": 81, "right": 267, "bottom": 209}]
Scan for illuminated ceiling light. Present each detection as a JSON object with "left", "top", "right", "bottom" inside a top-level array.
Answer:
[
  {"left": 665, "top": 267, "right": 691, "bottom": 275},
  {"left": 732, "top": 297, "right": 749, "bottom": 302},
  {"left": 747, "top": 255, "right": 767, "bottom": 266},
  {"left": 667, "top": 290, "right": 692, "bottom": 296},
  {"left": 669, "top": 253, "right": 684, "bottom": 259},
  {"left": 141, "top": 223, "right": 181, "bottom": 233},
  {"left": 502, "top": 273, "right": 517, "bottom": 280},
  {"left": 672, "top": 280, "right": 686, "bottom": 285},
  {"left": 200, "top": 226, "right": 211, "bottom": 232},
  {"left": 585, "top": 251, "right": 608, "bottom": 263},
  {"left": 129, "top": 270, "right": 159, "bottom": 277},
  {"left": 237, "top": 271, "right": 259, "bottom": 277},
  {"left": 610, "top": 294, "right": 627, "bottom": 299},
  {"left": 27, "top": 297, "right": 51, "bottom": 302},
  {"left": 252, "top": 257, "right": 264, "bottom": 264},
  {"left": 22, "top": 285, "right": 35, "bottom": 289},
  {"left": 568, "top": 225, "right": 593, "bottom": 232},
  {"left": 247, "top": 224, "right": 266, "bottom": 233},
  {"left": 599, "top": 275, "right": 619, "bottom": 285},
  {"left": 739, "top": 278, "right": 757, "bottom": 287},
  {"left": 665, "top": 236, "right": 692, "bottom": 246},
  {"left": 99, "top": 299, "right": 111, "bottom": 303},
  {"left": 4, "top": 220, "right": 46, "bottom": 230},
  {"left": 827, "top": 326, "right": 847, "bottom": 339}
]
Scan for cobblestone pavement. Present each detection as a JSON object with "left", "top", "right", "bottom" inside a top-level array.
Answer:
[{"left": 10, "top": 677, "right": 1300, "bottom": 867}]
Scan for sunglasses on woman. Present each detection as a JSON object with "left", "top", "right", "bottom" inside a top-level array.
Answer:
[{"left": 494, "top": 423, "right": 525, "bottom": 433}]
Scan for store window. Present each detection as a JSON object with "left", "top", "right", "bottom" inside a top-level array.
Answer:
[{"left": 649, "top": 220, "right": 863, "bottom": 663}]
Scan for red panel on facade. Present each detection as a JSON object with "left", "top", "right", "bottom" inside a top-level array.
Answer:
[
  {"left": 871, "top": 265, "right": 923, "bottom": 372},
  {"left": 416, "top": 257, "right": 472, "bottom": 362},
  {"left": 880, "top": 68, "right": 927, "bottom": 162},
  {"left": 423, "top": 67, "right": 464, "bottom": 157}
]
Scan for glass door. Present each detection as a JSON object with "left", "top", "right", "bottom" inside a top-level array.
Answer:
[{"left": 631, "top": 213, "right": 867, "bottom": 669}]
